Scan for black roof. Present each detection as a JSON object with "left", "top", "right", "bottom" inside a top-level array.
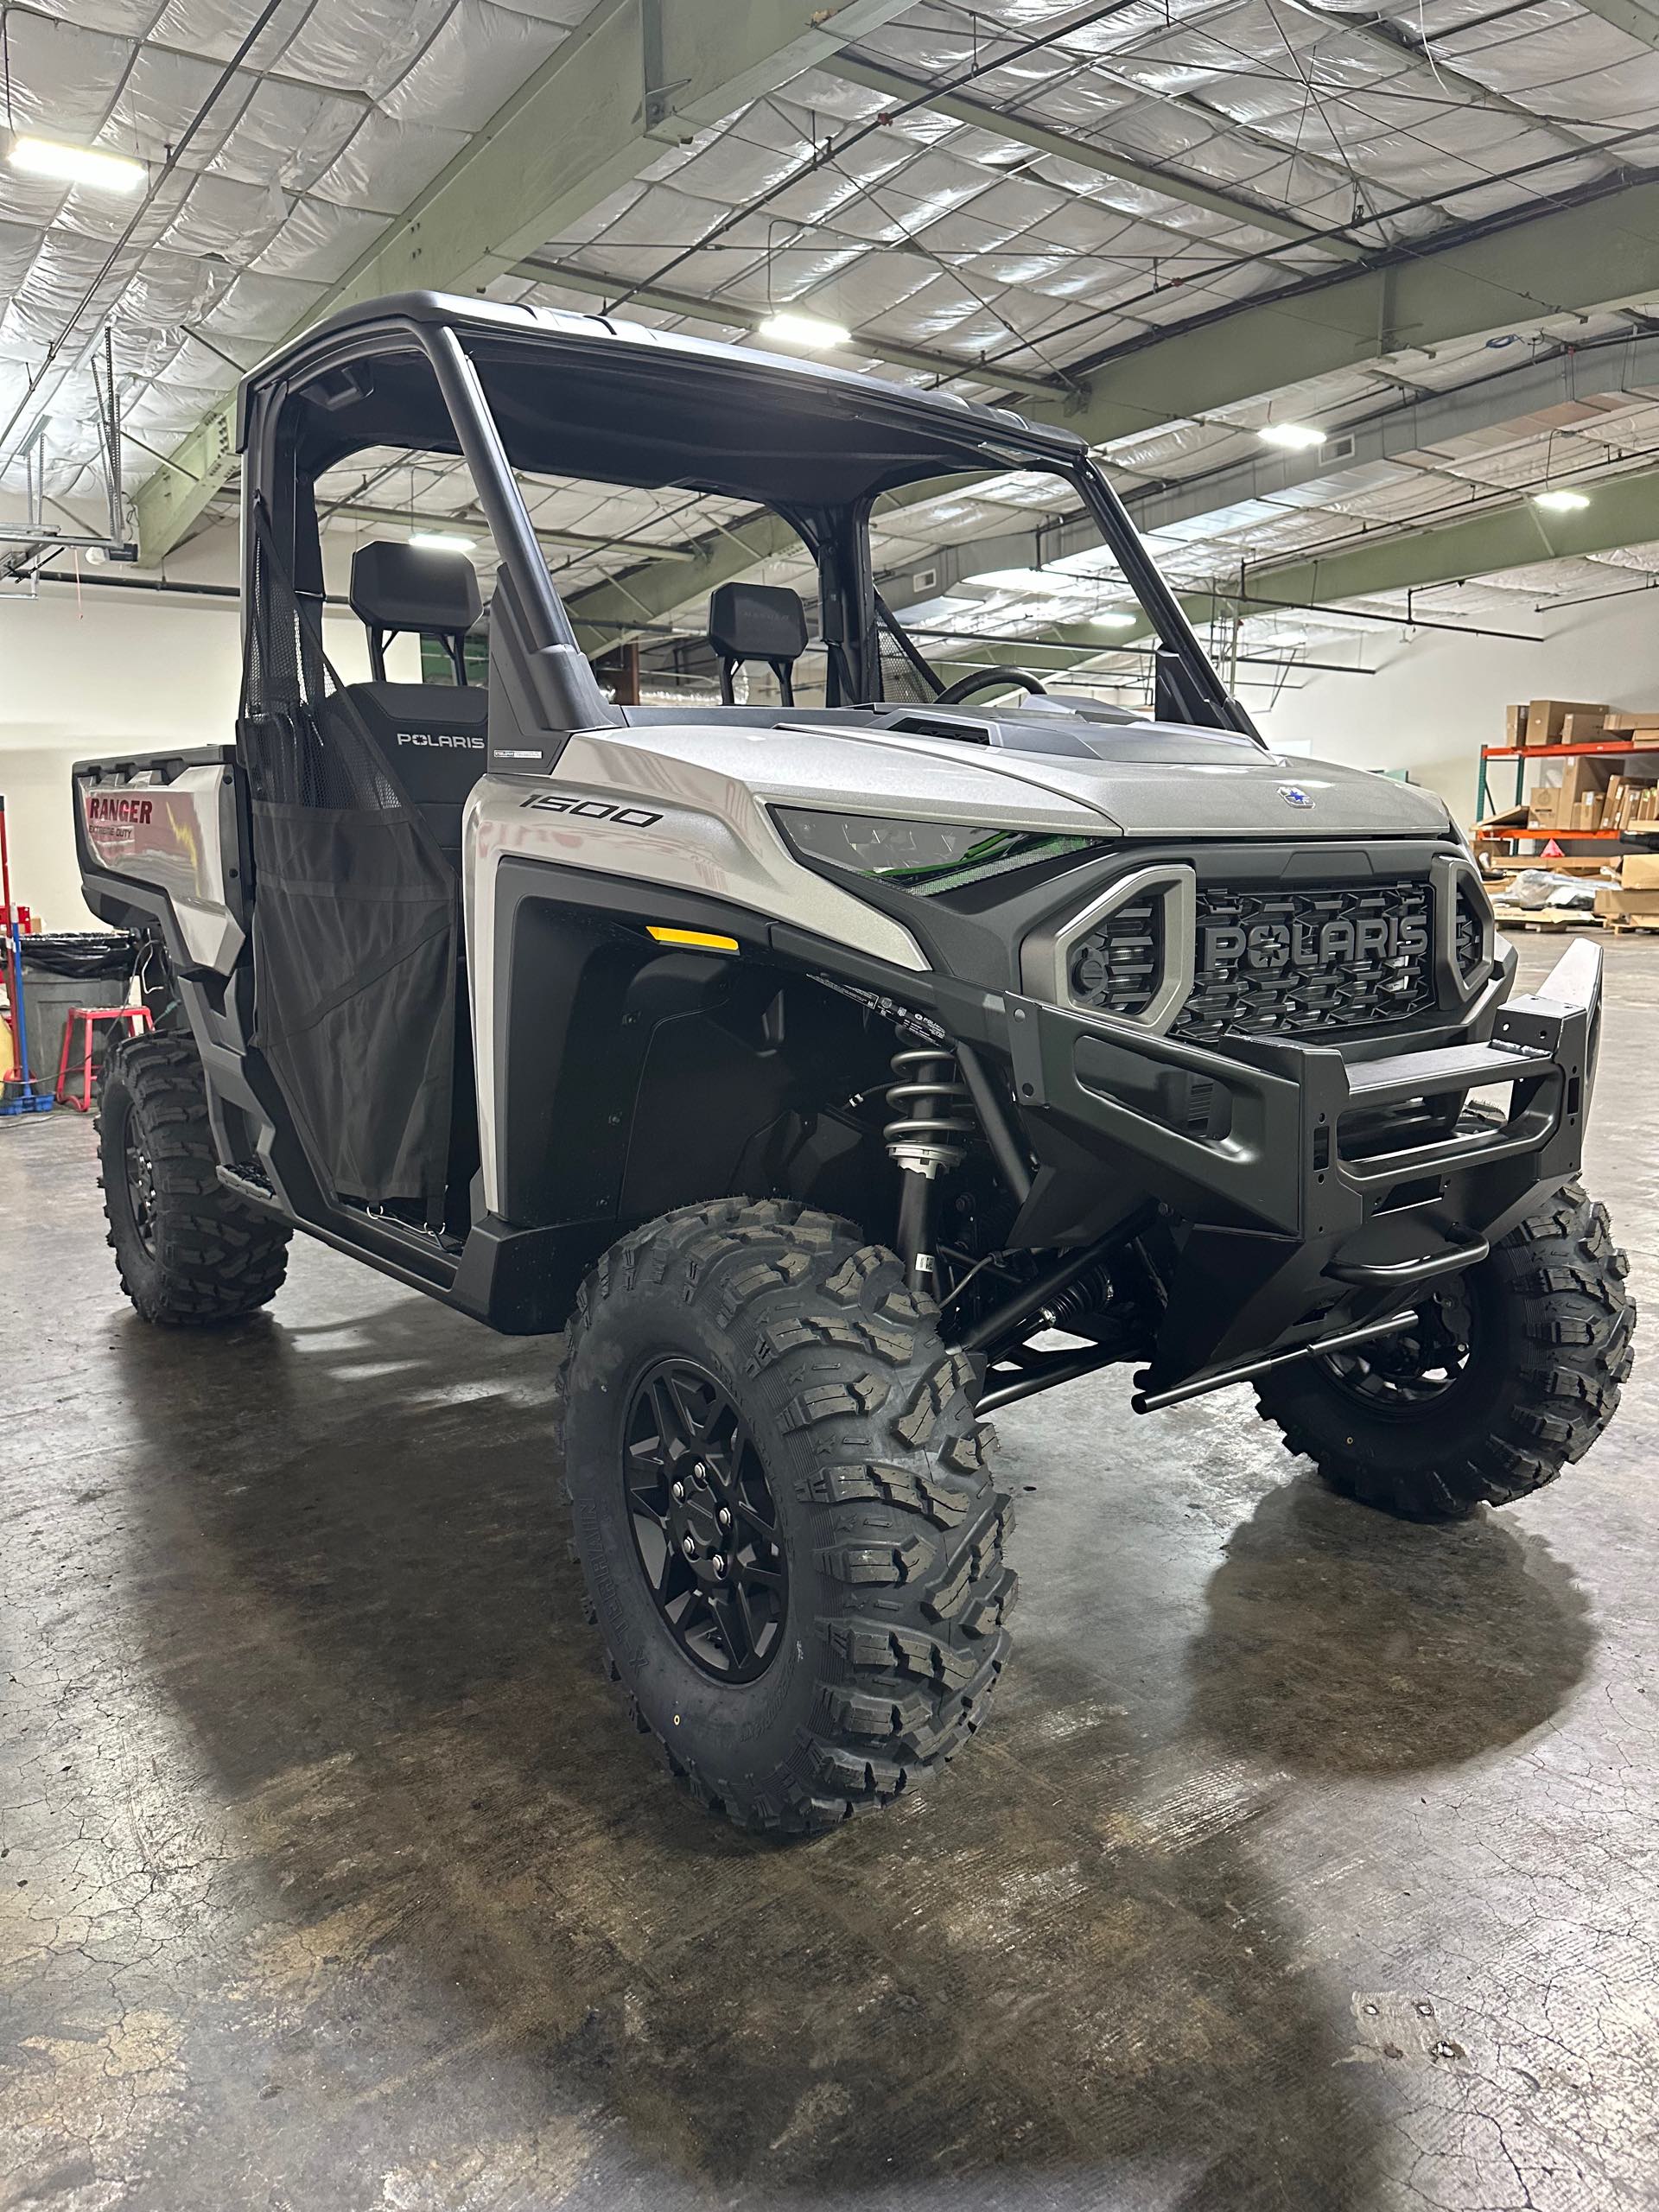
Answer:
[{"left": 242, "top": 290, "right": 1087, "bottom": 510}]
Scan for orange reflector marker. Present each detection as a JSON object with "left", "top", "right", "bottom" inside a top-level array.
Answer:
[{"left": 647, "top": 925, "right": 739, "bottom": 952}]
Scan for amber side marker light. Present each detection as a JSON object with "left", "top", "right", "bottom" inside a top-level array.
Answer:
[{"left": 647, "top": 925, "right": 739, "bottom": 951}]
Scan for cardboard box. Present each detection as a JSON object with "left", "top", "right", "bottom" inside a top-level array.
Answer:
[
  {"left": 1622, "top": 853, "right": 1659, "bottom": 888},
  {"left": 1532, "top": 755, "right": 1613, "bottom": 830},
  {"left": 1505, "top": 703, "right": 1529, "bottom": 746},
  {"left": 1562, "top": 710, "right": 1608, "bottom": 743},
  {"left": 1595, "top": 887, "right": 1659, "bottom": 918},
  {"left": 1527, "top": 697, "right": 1608, "bottom": 745}
]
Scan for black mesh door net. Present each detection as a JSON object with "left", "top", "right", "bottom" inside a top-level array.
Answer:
[{"left": 238, "top": 500, "right": 458, "bottom": 1220}]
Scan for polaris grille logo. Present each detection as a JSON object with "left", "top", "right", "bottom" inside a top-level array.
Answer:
[
  {"left": 1201, "top": 912, "right": 1429, "bottom": 974},
  {"left": 397, "top": 730, "right": 485, "bottom": 750}
]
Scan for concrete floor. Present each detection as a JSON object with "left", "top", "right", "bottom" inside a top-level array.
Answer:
[{"left": 2, "top": 933, "right": 1656, "bottom": 2212}]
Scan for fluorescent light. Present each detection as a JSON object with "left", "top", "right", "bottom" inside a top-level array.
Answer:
[
  {"left": 963, "top": 565, "right": 1056, "bottom": 593},
  {"left": 1258, "top": 421, "right": 1325, "bottom": 451},
  {"left": 409, "top": 530, "right": 475, "bottom": 553},
  {"left": 757, "top": 310, "right": 850, "bottom": 350},
  {"left": 1533, "top": 487, "right": 1589, "bottom": 513},
  {"left": 8, "top": 135, "right": 144, "bottom": 193},
  {"left": 1090, "top": 609, "right": 1137, "bottom": 630}
]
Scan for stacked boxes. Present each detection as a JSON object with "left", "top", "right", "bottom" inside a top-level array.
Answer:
[
  {"left": 1495, "top": 701, "right": 1659, "bottom": 838},
  {"left": 1593, "top": 853, "right": 1659, "bottom": 922}
]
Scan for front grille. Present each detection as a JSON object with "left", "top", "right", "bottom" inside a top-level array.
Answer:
[{"left": 1068, "top": 876, "right": 1440, "bottom": 1040}]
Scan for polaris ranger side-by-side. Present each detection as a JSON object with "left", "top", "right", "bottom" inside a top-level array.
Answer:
[{"left": 75, "top": 295, "right": 1633, "bottom": 1835}]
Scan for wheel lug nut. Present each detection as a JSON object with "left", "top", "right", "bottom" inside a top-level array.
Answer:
[
  {"left": 717, "top": 1506, "right": 732, "bottom": 1528},
  {"left": 671, "top": 1481, "right": 685, "bottom": 1502},
  {"left": 711, "top": 1554, "right": 727, "bottom": 1576},
  {"left": 682, "top": 1535, "right": 697, "bottom": 1558},
  {"left": 693, "top": 1460, "right": 707, "bottom": 1478}
]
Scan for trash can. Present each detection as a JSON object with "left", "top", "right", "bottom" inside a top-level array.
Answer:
[{"left": 15, "top": 966, "right": 128, "bottom": 1094}]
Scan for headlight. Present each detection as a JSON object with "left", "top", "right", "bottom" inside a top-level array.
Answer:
[{"left": 773, "top": 807, "right": 1100, "bottom": 896}]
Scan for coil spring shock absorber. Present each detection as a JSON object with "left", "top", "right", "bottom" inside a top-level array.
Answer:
[{"left": 885, "top": 1046, "right": 975, "bottom": 1294}]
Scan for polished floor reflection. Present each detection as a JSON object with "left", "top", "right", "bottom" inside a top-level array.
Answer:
[{"left": 3, "top": 936, "right": 1656, "bottom": 2212}]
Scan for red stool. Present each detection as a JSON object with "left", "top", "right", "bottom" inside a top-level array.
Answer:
[{"left": 54, "top": 1005, "right": 153, "bottom": 1112}]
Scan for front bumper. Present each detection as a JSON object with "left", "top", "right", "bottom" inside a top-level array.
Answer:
[{"left": 1000, "top": 935, "right": 1601, "bottom": 1392}]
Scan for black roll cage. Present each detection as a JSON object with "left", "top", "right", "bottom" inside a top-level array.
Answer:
[{"left": 236, "top": 290, "right": 1253, "bottom": 759}]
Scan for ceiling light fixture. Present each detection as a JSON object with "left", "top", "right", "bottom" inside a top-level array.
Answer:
[
  {"left": 1090, "top": 609, "right": 1137, "bottom": 630},
  {"left": 409, "top": 529, "right": 476, "bottom": 553},
  {"left": 7, "top": 135, "right": 144, "bottom": 194},
  {"left": 1533, "top": 487, "right": 1589, "bottom": 513},
  {"left": 757, "top": 310, "right": 850, "bottom": 350},
  {"left": 1257, "top": 421, "right": 1326, "bottom": 451},
  {"left": 963, "top": 564, "right": 1057, "bottom": 593}
]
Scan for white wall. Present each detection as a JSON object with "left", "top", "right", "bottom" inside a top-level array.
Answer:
[
  {"left": 0, "top": 575, "right": 402, "bottom": 931},
  {"left": 1257, "top": 583, "right": 1659, "bottom": 824},
  {"left": 10, "top": 555, "right": 1659, "bottom": 925}
]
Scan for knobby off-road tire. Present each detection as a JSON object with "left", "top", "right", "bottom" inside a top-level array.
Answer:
[
  {"left": 555, "top": 1199, "right": 1017, "bottom": 1836},
  {"left": 98, "top": 1033, "right": 291, "bottom": 1325},
  {"left": 1255, "top": 1179, "right": 1634, "bottom": 1520}
]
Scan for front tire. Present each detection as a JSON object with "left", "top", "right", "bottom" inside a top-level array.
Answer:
[
  {"left": 98, "top": 1034, "right": 291, "bottom": 1325},
  {"left": 556, "top": 1199, "right": 1017, "bottom": 1836},
  {"left": 1256, "top": 1180, "right": 1634, "bottom": 1520}
]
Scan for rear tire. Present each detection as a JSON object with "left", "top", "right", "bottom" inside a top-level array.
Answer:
[
  {"left": 1255, "top": 1180, "right": 1634, "bottom": 1520},
  {"left": 98, "top": 1033, "right": 291, "bottom": 1325},
  {"left": 556, "top": 1199, "right": 1017, "bottom": 1836}
]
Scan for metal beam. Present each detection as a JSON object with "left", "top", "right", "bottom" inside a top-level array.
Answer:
[
  {"left": 1570, "top": 0, "right": 1659, "bottom": 48},
  {"left": 1060, "top": 180, "right": 1659, "bottom": 448},
  {"left": 869, "top": 328, "right": 1659, "bottom": 601},
  {"left": 1238, "top": 461, "right": 1659, "bottom": 611},
  {"left": 902, "top": 464, "right": 1659, "bottom": 675},
  {"left": 133, "top": 0, "right": 912, "bottom": 564},
  {"left": 1285, "top": 0, "right": 1599, "bottom": 156},
  {"left": 569, "top": 509, "right": 804, "bottom": 653},
  {"left": 822, "top": 54, "right": 1364, "bottom": 261},
  {"left": 569, "top": 181, "right": 1659, "bottom": 645},
  {"left": 308, "top": 497, "right": 700, "bottom": 562},
  {"left": 518, "top": 256, "right": 1068, "bottom": 399}
]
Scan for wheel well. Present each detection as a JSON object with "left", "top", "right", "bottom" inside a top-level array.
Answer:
[{"left": 494, "top": 893, "right": 900, "bottom": 1236}]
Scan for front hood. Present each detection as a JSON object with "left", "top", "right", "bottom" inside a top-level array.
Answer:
[
  {"left": 573, "top": 708, "right": 1452, "bottom": 843},
  {"left": 785, "top": 713, "right": 1452, "bottom": 841}
]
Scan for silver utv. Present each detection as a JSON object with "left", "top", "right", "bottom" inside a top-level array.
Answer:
[{"left": 73, "top": 296, "right": 1633, "bottom": 1835}]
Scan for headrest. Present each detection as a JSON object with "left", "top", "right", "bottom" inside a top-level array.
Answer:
[
  {"left": 351, "top": 540, "right": 480, "bottom": 636},
  {"left": 708, "top": 581, "right": 807, "bottom": 665}
]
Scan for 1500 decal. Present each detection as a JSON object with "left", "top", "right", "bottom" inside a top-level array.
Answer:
[{"left": 519, "top": 794, "right": 663, "bottom": 827}]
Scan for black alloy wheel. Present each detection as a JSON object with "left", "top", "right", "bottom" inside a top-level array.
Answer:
[
  {"left": 123, "top": 1116, "right": 160, "bottom": 1256},
  {"left": 1255, "top": 1181, "right": 1634, "bottom": 1518},
  {"left": 623, "top": 1357, "right": 788, "bottom": 1682},
  {"left": 1317, "top": 1280, "right": 1476, "bottom": 1414}
]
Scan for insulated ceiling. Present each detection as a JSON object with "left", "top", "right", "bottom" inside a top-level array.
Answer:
[{"left": 6, "top": 0, "right": 1659, "bottom": 664}]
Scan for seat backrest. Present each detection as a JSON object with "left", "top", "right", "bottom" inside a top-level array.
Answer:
[
  {"left": 324, "top": 542, "right": 486, "bottom": 867},
  {"left": 351, "top": 539, "right": 482, "bottom": 684},
  {"left": 708, "top": 582, "right": 807, "bottom": 708},
  {"left": 321, "top": 685, "right": 489, "bottom": 867}
]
